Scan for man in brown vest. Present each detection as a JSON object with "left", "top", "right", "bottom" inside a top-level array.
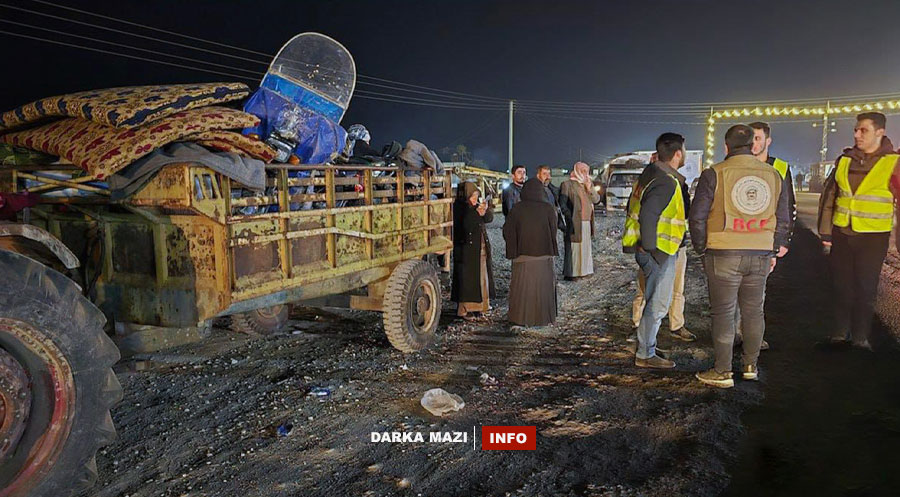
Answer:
[{"left": 689, "top": 125, "right": 792, "bottom": 388}]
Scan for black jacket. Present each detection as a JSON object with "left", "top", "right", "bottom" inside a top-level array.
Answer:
[
  {"left": 502, "top": 182, "right": 523, "bottom": 217},
  {"left": 767, "top": 155, "right": 797, "bottom": 246},
  {"left": 689, "top": 151, "right": 791, "bottom": 256},
  {"left": 629, "top": 161, "right": 690, "bottom": 264}
]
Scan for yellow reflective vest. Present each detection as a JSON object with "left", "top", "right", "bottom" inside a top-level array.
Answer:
[
  {"left": 622, "top": 174, "right": 686, "bottom": 256},
  {"left": 772, "top": 158, "right": 789, "bottom": 180},
  {"left": 833, "top": 154, "right": 897, "bottom": 233}
]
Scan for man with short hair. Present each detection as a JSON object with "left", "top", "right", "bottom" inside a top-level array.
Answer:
[
  {"left": 729, "top": 122, "right": 796, "bottom": 351},
  {"left": 690, "top": 125, "right": 791, "bottom": 388},
  {"left": 560, "top": 162, "right": 601, "bottom": 280},
  {"left": 536, "top": 165, "right": 559, "bottom": 206},
  {"left": 502, "top": 165, "right": 527, "bottom": 216},
  {"left": 622, "top": 133, "right": 690, "bottom": 368},
  {"left": 817, "top": 112, "right": 900, "bottom": 350},
  {"left": 631, "top": 147, "right": 695, "bottom": 342}
]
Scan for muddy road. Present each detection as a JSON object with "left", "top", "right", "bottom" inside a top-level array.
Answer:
[
  {"left": 80, "top": 213, "right": 887, "bottom": 497},
  {"left": 723, "top": 227, "right": 900, "bottom": 496}
]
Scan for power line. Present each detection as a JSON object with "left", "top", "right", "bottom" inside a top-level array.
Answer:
[
  {"left": 0, "top": 29, "right": 261, "bottom": 82},
  {"left": 9, "top": 0, "right": 900, "bottom": 114},
  {"left": 0, "top": 3, "right": 268, "bottom": 66},
  {"left": 0, "top": 19, "right": 265, "bottom": 78},
  {"left": 354, "top": 89, "right": 505, "bottom": 109},
  {"left": 21, "top": 0, "right": 511, "bottom": 104},
  {"left": 438, "top": 111, "right": 507, "bottom": 150},
  {"left": 29, "top": 0, "right": 274, "bottom": 58},
  {"left": 353, "top": 91, "right": 505, "bottom": 110},
  {"left": 0, "top": 27, "right": 505, "bottom": 111}
]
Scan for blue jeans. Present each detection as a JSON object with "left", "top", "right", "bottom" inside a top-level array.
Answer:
[{"left": 635, "top": 251, "right": 677, "bottom": 359}]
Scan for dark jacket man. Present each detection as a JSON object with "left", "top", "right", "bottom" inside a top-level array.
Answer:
[
  {"left": 628, "top": 161, "right": 691, "bottom": 264},
  {"left": 690, "top": 153, "right": 791, "bottom": 257},
  {"left": 501, "top": 182, "right": 522, "bottom": 217}
]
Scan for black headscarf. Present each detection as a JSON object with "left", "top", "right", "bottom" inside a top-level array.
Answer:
[{"left": 503, "top": 178, "right": 558, "bottom": 259}]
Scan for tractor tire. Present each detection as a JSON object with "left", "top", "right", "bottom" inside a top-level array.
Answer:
[
  {"left": 0, "top": 250, "right": 122, "bottom": 497},
  {"left": 229, "top": 304, "right": 289, "bottom": 335},
  {"left": 383, "top": 259, "right": 442, "bottom": 352}
]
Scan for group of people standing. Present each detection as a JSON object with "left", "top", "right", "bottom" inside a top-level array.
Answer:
[
  {"left": 452, "top": 162, "right": 601, "bottom": 327},
  {"left": 451, "top": 111, "right": 899, "bottom": 389}
]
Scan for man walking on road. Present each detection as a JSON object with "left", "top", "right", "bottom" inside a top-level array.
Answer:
[
  {"left": 817, "top": 112, "right": 900, "bottom": 350},
  {"left": 729, "top": 122, "right": 796, "bottom": 350},
  {"left": 502, "top": 165, "right": 526, "bottom": 216},
  {"left": 622, "top": 133, "right": 690, "bottom": 369},
  {"left": 690, "top": 125, "right": 791, "bottom": 388}
]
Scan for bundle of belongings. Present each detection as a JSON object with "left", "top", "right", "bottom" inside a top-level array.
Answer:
[
  {"left": 339, "top": 124, "right": 444, "bottom": 175},
  {"left": 0, "top": 82, "right": 277, "bottom": 203},
  {"left": 0, "top": 81, "right": 447, "bottom": 216}
]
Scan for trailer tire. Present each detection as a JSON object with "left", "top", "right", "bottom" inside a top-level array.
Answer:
[
  {"left": 0, "top": 250, "right": 122, "bottom": 497},
  {"left": 383, "top": 259, "right": 441, "bottom": 352},
  {"left": 230, "top": 305, "right": 289, "bottom": 335}
]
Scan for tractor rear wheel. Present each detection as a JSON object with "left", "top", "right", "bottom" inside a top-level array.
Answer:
[{"left": 0, "top": 250, "right": 122, "bottom": 497}]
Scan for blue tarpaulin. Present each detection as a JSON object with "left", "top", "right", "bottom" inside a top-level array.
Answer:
[{"left": 243, "top": 85, "right": 347, "bottom": 164}]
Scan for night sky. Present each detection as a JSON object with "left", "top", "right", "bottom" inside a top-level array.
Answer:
[{"left": 3, "top": 0, "right": 900, "bottom": 171}]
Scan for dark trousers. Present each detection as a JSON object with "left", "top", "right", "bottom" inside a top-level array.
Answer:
[
  {"left": 830, "top": 230, "right": 890, "bottom": 343},
  {"left": 705, "top": 254, "right": 771, "bottom": 373}
]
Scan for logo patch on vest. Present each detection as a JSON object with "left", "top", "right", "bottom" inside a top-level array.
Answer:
[{"left": 730, "top": 176, "right": 771, "bottom": 216}]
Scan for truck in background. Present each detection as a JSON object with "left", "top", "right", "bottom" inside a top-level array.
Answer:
[{"left": 601, "top": 150, "right": 703, "bottom": 210}]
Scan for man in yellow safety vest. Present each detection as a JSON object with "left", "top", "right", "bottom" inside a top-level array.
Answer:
[
  {"left": 622, "top": 133, "right": 689, "bottom": 369},
  {"left": 817, "top": 112, "right": 900, "bottom": 350}
]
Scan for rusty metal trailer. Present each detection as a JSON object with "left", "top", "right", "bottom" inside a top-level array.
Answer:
[{"left": 0, "top": 160, "right": 453, "bottom": 496}]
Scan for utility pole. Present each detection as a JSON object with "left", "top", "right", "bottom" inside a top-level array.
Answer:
[
  {"left": 508, "top": 100, "right": 514, "bottom": 173},
  {"left": 820, "top": 101, "right": 830, "bottom": 165}
]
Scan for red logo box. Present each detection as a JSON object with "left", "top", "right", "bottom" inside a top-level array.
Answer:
[{"left": 481, "top": 426, "right": 536, "bottom": 450}]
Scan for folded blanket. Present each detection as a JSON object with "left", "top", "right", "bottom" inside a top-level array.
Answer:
[
  {"left": 183, "top": 130, "right": 276, "bottom": 162},
  {"left": 0, "top": 82, "right": 250, "bottom": 133},
  {"left": 0, "top": 107, "right": 259, "bottom": 179},
  {"left": 107, "top": 142, "right": 265, "bottom": 200}
]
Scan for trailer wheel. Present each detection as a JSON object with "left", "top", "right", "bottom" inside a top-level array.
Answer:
[
  {"left": 0, "top": 250, "right": 122, "bottom": 497},
  {"left": 383, "top": 259, "right": 441, "bottom": 352},
  {"left": 230, "top": 304, "right": 289, "bottom": 335}
]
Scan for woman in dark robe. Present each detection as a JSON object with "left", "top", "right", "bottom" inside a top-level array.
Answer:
[
  {"left": 451, "top": 181, "right": 495, "bottom": 320},
  {"left": 503, "top": 177, "right": 559, "bottom": 327}
]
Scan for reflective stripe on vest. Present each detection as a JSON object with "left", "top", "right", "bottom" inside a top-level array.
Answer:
[
  {"left": 621, "top": 176, "right": 686, "bottom": 255},
  {"left": 621, "top": 179, "right": 649, "bottom": 251},
  {"left": 772, "top": 158, "right": 789, "bottom": 180},
  {"left": 656, "top": 183, "right": 686, "bottom": 255},
  {"left": 832, "top": 154, "right": 897, "bottom": 233}
]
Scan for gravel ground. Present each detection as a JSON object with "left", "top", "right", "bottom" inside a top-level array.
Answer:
[{"left": 81, "top": 212, "right": 762, "bottom": 497}]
